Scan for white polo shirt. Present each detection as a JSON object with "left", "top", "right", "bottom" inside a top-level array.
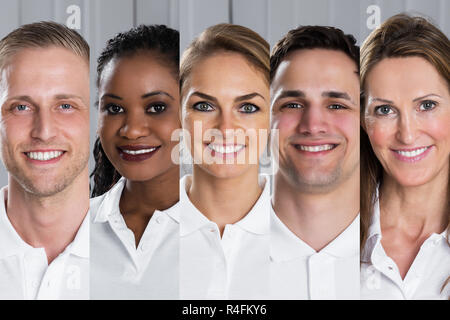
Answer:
[
  {"left": 180, "top": 175, "right": 271, "bottom": 300},
  {"left": 361, "top": 198, "right": 450, "bottom": 300},
  {"left": 0, "top": 186, "right": 89, "bottom": 300},
  {"left": 270, "top": 209, "right": 360, "bottom": 299},
  {"left": 90, "top": 177, "right": 179, "bottom": 299}
]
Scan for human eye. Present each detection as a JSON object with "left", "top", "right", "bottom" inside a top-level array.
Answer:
[
  {"left": 419, "top": 100, "right": 437, "bottom": 112},
  {"left": 193, "top": 101, "right": 214, "bottom": 112},
  {"left": 104, "top": 103, "right": 124, "bottom": 115},
  {"left": 281, "top": 103, "right": 302, "bottom": 110},
  {"left": 239, "top": 103, "right": 259, "bottom": 113},
  {"left": 374, "top": 105, "right": 395, "bottom": 116},
  {"left": 14, "top": 104, "right": 31, "bottom": 112},
  {"left": 58, "top": 103, "right": 74, "bottom": 111},
  {"left": 328, "top": 104, "right": 347, "bottom": 110},
  {"left": 147, "top": 103, "right": 167, "bottom": 114}
]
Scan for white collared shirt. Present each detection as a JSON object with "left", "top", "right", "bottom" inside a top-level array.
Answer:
[
  {"left": 361, "top": 197, "right": 450, "bottom": 300},
  {"left": 270, "top": 209, "right": 360, "bottom": 299},
  {"left": 179, "top": 175, "right": 271, "bottom": 299},
  {"left": 90, "top": 177, "right": 179, "bottom": 299},
  {"left": 0, "top": 186, "right": 89, "bottom": 300}
]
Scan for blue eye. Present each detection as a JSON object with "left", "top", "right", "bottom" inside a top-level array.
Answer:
[
  {"left": 147, "top": 104, "right": 166, "bottom": 114},
  {"left": 239, "top": 104, "right": 259, "bottom": 113},
  {"left": 16, "top": 104, "right": 30, "bottom": 111},
  {"left": 105, "top": 103, "right": 124, "bottom": 114},
  {"left": 375, "top": 105, "right": 394, "bottom": 115},
  {"left": 193, "top": 102, "right": 214, "bottom": 112},
  {"left": 59, "top": 103, "right": 73, "bottom": 110},
  {"left": 419, "top": 100, "right": 436, "bottom": 111}
]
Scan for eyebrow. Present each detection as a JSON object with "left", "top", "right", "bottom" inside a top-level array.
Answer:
[
  {"left": 274, "top": 90, "right": 306, "bottom": 101},
  {"left": 142, "top": 91, "right": 174, "bottom": 100},
  {"left": 8, "top": 94, "right": 84, "bottom": 104},
  {"left": 274, "top": 89, "right": 355, "bottom": 104},
  {"left": 412, "top": 93, "right": 442, "bottom": 102},
  {"left": 191, "top": 91, "right": 265, "bottom": 103}
]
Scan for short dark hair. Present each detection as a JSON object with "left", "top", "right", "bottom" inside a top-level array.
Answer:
[
  {"left": 96, "top": 24, "right": 179, "bottom": 87},
  {"left": 270, "top": 26, "right": 359, "bottom": 81}
]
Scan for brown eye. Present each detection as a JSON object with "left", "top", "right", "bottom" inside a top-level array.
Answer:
[{"left": 148, "top": 104, "right": 166, "bottom": 113}]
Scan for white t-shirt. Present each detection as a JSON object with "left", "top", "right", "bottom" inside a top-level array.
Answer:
[
  {"left": 0, "top": 186, "right": 89, "bottom": 300},
  {"left": 179, "top": 175, "right": 271, "bottom": 299},
  {"left": 270, "top": 208, "right": 360, "bottom": 299},
  {"left": 89, "top": 177, "right": 179, "bottom": 299},
  {"left": 360, "top": 197, "right": 450, "bottom": 299}
]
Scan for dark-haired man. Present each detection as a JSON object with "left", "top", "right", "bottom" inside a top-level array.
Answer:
[
  {"left": 270, "top": 26, "right": 360, "bottom": 299},
  {"left": 0, "top": 22, "right": 89, "bottom": 299}
]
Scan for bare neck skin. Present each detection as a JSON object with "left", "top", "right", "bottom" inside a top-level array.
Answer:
[
  {"left": 120, "top": 165, "right": 179, "bottom": 247},
  {"left": 188, "top": 165, "right": 263, "bottom": 236},
  {"left": 379, "top": 168, "right": 448, "bottom": 279},
  {"left": 273, "top": 167, "right": 360, "bottom": 252},
  {"left": 6, "top": 167, "right": 89, "bottom": 264}
]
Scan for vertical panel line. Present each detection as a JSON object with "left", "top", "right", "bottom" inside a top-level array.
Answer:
[{"left": 229, "top": 0, "right": 233, "bottom": 24}]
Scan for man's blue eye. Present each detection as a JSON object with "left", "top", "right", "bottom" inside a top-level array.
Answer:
[
  {"left": 60, "top": 103, "right": 73, "bottom": 110},
  {"left": 16, "top": 104, "right": 29, "bottom": 111},
  {"left": 193, "top": 102, "right": 214, "bottom": 112}
]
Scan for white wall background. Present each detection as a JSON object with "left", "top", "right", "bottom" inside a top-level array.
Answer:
[{"left": 0, "top": 0, "right": 447, "bottom": 186}]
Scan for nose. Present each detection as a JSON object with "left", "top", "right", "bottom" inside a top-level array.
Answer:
[
  {"left": 119, "top": 111, "right": 150, "bottom": 140},
  {"left": 31, "top": 109, "right": 58, "bottom": 141},
  {"left": 297, "top": 105, "right": 328, "bottom": 136},
  {"left": 216, "top": 110, "right": 239, "bottom": 140},
  {"left": 396, "top": 113, "right": 417, "bottom": 144}
]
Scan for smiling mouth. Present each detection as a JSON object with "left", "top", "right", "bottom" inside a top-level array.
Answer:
[
  {"left": 117, "top": 145, "right": 161, "bottom": 161},
  {"left": 25, "top": 150, "right": 65, "bottom": 161},
  {"left": 393, "top": 146, "right": 430, "bottom": 158},
  {"left": 206, "top": 143, "right": 246, "bottom": 154},
  {"left": 294, "top": 144, "right": 338, "bottom": 153}
]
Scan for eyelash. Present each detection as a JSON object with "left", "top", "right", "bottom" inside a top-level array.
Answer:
[
  {"left": 374, "top": 100, "right": 438, "bottom": 116},
  {"left": 192, "top": 102, "right": 260, "bottom": 113},
  {"left": 103, "top": 103, "right": 167, "bottom": 115}
]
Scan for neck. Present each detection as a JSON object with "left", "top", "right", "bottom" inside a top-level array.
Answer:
[
  {"left": 273, "top": 167, "right": 360, "bottom": 251},
  {"left": 6, "top": 168, "right": 89, "bottom": 264},
  {"left": 188, "top": 165, "right": 262, "bottom": 234},
  {"left": 379, "top": 168, "right": 449, "bottom": 236},
  {"left": 120, "top": 165, "right": 180, "bottom": 217}
]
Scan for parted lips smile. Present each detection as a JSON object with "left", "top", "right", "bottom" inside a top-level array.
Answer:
[{"left": 117, "top": 145, "right": 161, "bottom": 161}]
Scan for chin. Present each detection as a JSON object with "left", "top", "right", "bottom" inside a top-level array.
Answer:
[
  {"left": 198, "top": 163, "right": 252, "bottom": 180},
  {"left": 389, "top": 170, "right": 438, "bottom": 188}
]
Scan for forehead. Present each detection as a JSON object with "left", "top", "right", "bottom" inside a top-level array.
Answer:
[
  {"left": 271, "top": 49, "right": 358, "bottom": 93},
  {"left": 1, "top": 46, "right": 88, "bottom": 95},
  {"left": 186, "top": 52, "right": 268, "bottom": 97},
  {"left": 99, "top": 53, "right": 178, "bottom": 92},
  {"left": 365, "top": 57, "right": 448, "bottom": 99}
]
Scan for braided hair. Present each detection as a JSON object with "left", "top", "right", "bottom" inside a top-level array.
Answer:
[{"left": 91, "top": 25, "right": 179, "bottom": 197}]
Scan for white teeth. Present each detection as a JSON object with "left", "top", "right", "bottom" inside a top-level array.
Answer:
[
  {"left": 299, "top": 144, "right": 334, "bottom": 152},
  {"left": 26, "top": 151, "right": 63, "bottom": 161},
  {"left": 122, "top": 148, "right": 156, "bottom": 155},
  {"left": 207, "top": 144, "right": 245, "bottom": 154},
  {"left": 395, "top": 147, "right": 428, "bottom": 158}
]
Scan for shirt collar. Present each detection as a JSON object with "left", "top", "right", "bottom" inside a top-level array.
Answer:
[
  {"left": 92, "top": 178, "right": 125, "bottom": 223},
  {"left": 66, "top": 211, "right": 89, "bottom": 258},
  {"left": 270, "top": 207, "right": 360, "bottom": 262},
  {"left": 0, "top": 186, "right": 31, "bottom": 258},
  {"left": 361, "top": 190, "right": 382, "bottom": 263},
  {"left": 92, "top": 177, "right": 180, "bottom": 224},
  {"left": 0, "top": 185, "right": 89, "bottom": 259},
  {"left": 179, "top": 175, "right": 270, "bottom": 236}
]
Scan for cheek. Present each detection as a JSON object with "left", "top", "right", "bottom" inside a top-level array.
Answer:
[
  {"left": 334, "top": 113, "right": 359, "bottom": 145},
  {"left": 419, "top": 114, "right": 450, "bottom": 143},
  {"left": 273, "top": 112, "right": 299, "bottom": 143},
  {"left": 364, "top": 115, "right": 395, "bottom": 150},
  {"left": 1, "top": 116, "right": 32, "bottom": 146}
]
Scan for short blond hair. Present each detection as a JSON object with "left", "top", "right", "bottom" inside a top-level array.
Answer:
[{"left": 0, "top": 21, "right": 89, "bottom": 71}]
